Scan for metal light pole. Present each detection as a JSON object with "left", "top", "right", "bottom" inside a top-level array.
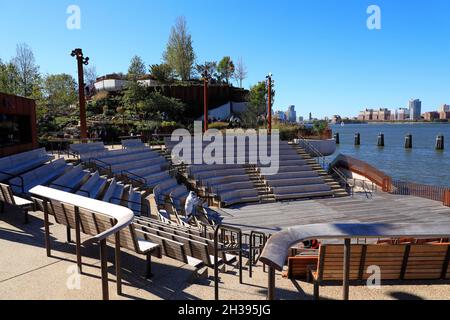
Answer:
[
  {"left": 202, "top": 69, "right": 211, "bottom": 132},
  {"left": 71, "top": 48, "right": 89, "bottom": 141},
  {"left": 266, "top": 73, "right": 273, "bottom": 135}
]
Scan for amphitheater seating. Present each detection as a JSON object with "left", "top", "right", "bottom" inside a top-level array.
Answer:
[
  {"left": 153, "top": 178, "right": 184, "bottom": 205},
  {"left": 204, "top": 175, "right": 251, "bottom": 188},
  {"left": 220, "top": 189, "right": 260, "bottom": 206},
  {"left": 0, "top": 183, "right": 33, "bottom": 223},
  {"left": 76, "top": 172, "right": 108, "bottom": 199},
  {"left": 9, "top": 158, "right": 70, "bottom": 194},
  {"left": 33, "top": 198, "right": 162, "bottom": 278},
  {"left": 70, "top": 142, "right": 106, "bottom": 159},
  {"left": 110, "top": 157, "right": 167, "bottom": 174},
  {"left": 122, "top": 139, "right": 146, "bottom": 150},
  {"left": 101, "top": 178, "right": 125, "bottom": 205},
  {"left": 0, "top": 148, "right": 54, "bottom": 182},
  {"left": 49, "top": 165, "right": 91, "bottom": 192},
  {"left": 127, "top": 186, "right": 145, "bottom": 216},
  {"left": 272, "top": 184, "right": 332, "bottom": 200},
  {"left": 210, "top": 181, "right": 255, "bottom": 195}
]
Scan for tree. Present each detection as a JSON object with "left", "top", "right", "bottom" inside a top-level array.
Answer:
[
  {"left": 195, "top": 61, "right": 217, "bottom": 78},
  {"left": 0, "top": 59, "right": 20, "bottom": 95},
  {"left": 149, "top": 63, "right": 173, "bottom": 82},
  {"left": 217, "top": 56, "right": 235, "bottom": 84},
  {"left": 127, "top": 55, "right": 146, "bottom": 80},
  {"left": 42, "top": 74, "right": 78, "bottom": 115},
  {"left": 84, "top": 65, "right": 98, "bottom": 87},
  {"left": 12, "top": 43, "right": 40, "bottom": 97},
  {"left": 240, "top": 81, "right": 275, "bottom": 128},
  {"left": 163, "top": 16, "right": 196, "bottom": 81},
  {"left": 233, "top": 57, "right": 247, "bottom": 88}
]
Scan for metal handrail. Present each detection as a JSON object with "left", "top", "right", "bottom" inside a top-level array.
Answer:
[
  {"left": 248, "top": 230, "right": 267, "bottom": 278},
  {"left": 214, "top": 224, "right": 243, "bottom": 300},
  {"left": 297, "top": 135, "right": 351, "bottom": 193},
  {"left": 87, "top": 158, "right": 112, "bottom": 173},
  {"left": 121, "top": 170, "right": 147, "bottom": 185}
]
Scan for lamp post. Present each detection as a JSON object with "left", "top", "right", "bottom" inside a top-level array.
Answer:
[
  {"left": 202, "top": 69, "right": 211, "bottom": 132},
  {"left": 71, "top": 48, "right": 89, "bottom": 141},
  {"left": 266, "top": 73, "right": 273, "bottom": 135}
]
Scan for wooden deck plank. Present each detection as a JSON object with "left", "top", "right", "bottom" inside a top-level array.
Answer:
[{"left": 221, "top": 193, "right": 450, "bottom": 234}]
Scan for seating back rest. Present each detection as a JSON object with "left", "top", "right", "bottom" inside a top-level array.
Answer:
[
  {"left": 139, "top": 224, "right": 210, "bottom": 264},
  {"left": 136, "top": 229, "right": 188, "bottom": 263},
  {"left": 112, "top": 225, "right": 138, "bottom": 252},
  {"left": 317, "top": 243, "right": 450, "bottom": 282},
  {"left": 404, "top": 244, "right": 450, "bottom": 280},
  {"left": 49, "top": 200, "right": 77, "bottom": 228},
  {"left": 0, "top": 183, "right": 15, "bottom": 205},
  {"left": 317, "top": 244, "right": 364, "bottom": 281}
]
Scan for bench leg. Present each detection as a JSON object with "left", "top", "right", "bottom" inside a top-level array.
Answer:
[
  {"left": 146, "top": 254, "right": 153, "bottom": 279},
  {"left": 313, "top": 281, "right": 320, "bottom": 300},
  {"left": 23, "top": 208, "right": 29, "bottom": 224},
  {"left": 66, "top": 226, "right": 72, "bottom": 243},
  {"left": 44, "top": 211, "right": 51, "bottom": 257}
]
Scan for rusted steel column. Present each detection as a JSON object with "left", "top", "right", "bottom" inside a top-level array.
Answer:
[{"left": 267, "top": 265, "right": 276, "bottom": 300}]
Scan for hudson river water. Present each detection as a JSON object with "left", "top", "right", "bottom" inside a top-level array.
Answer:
[{"left": 328, "top": 123, "right": 450, "bottom": 187}]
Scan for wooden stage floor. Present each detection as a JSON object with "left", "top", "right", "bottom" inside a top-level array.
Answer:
[{"left": 219, "top": 193, "right": 450, "bottom": 234}]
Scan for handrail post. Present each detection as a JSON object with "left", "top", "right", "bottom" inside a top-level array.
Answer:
[
  {"left": 267, "top": 265, "right": 276, "bottom": 300},
  {"left": 343, "top": 238, "right": 351, "bottom": 300},
  {"left": 214, "top": 225, "right": 220, "bottom": 301},
  {"left": 74, "top": 207, "right": 83, "bottom": 273},
  {"left": 115, "top": 233, "right": 122, "bottom": 296},
  {"left": 100, "top": 238, "right": 109, "bottom": 300}
]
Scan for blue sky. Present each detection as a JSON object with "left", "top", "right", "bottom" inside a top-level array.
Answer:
[{"left": 1, "top": 0, "right": 449, "bottom": 118}]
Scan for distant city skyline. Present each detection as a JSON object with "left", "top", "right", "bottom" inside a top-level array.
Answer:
[{"left": 1, "top": 0, "right": 450, "bottom": 118}]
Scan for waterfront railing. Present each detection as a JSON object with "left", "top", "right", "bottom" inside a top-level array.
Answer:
[{"left": 391, "top": 180, "right": 450, "bottom": 205}]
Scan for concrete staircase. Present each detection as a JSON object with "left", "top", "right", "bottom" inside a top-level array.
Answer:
[
  {"left": 290, "top": 144, "right": 349, "bottom": 198},
  {"left": 243, "top": 165, "right": 276, "bottom": 203}
]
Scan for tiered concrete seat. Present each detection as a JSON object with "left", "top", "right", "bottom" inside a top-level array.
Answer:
[
  {"left": 153, "top": 179, "right": 180, "bottom": 205},
  {"left": 111, "top": 157, "right": 167, "bottom": 174},
  {"left": 205, "top": 175, "right": 251, "bottom": 188},
  {"left": 9, "top": 159, "right": 69, "bottom": 194},
  {"left": 220, "top": 188, "right": 260, "bottom": 206},
  {"left": 49, "top": 165, "right": 91, "bottom": 192},
  {"left": 273, "top": 184, "right": 332, "bottom": 200},
  {"left": 127, "top": 186, "right": 144, "bottom": 216},
  {"left": 70, "top": 142, "right": 106, "bottom": 160},
  {"left": 210, "top": 181, "right": 255, "bottom": 194},
  {"left": 93, "top": 150, "right": 159, "bottom": 167},
  {"left": 76, "top": 171, "right": 107, "bottom": 199},
  {"left": 169, "top": 185, "right": 189, "bottom": 210},
  {"left": 264, "top": 171, "right": 319, "bottom": 181},
  {"left": 0, "top": 148, "right": 53, "bottom": 181},
  {"left": 122, "top": 139, "right": 146, "bottom": 150},
  {"left": 101, "top": 178, "right": 125, "bottom": 205}
]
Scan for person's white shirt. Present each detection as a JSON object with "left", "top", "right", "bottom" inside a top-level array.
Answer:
[{"left": 185, "top": 191, "right": 201, "bottom": 217}]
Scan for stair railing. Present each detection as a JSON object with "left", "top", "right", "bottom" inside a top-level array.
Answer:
[{"left": 296, "top": 135, "right": 352, "bottom": 194}]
